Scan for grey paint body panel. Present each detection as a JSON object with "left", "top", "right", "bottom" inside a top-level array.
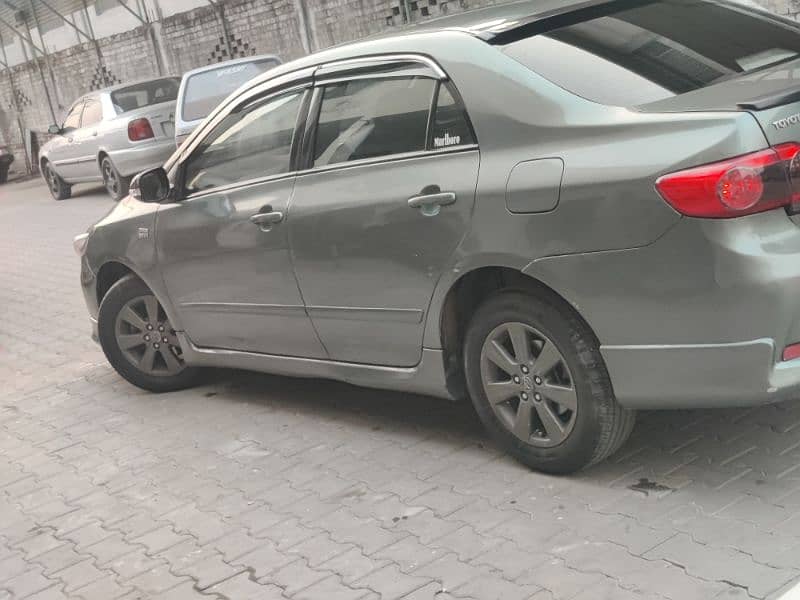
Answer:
[{"left": 79, "top": 2, "right": 800, "bottom": 410}]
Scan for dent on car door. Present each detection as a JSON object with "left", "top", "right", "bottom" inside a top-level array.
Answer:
[
  {"left": 289, "top": 73, "right": 480, "bottom": 367},
  {"left": 156, "top": 86, "right": 328, "bottom": 358}
]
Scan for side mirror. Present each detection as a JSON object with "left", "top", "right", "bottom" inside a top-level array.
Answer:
[
  {"left": 47, "top": 124, "right": 62, "bottom": 135},
  {"left": 131, "top": 167, "right": 170, "bottom": 203}
]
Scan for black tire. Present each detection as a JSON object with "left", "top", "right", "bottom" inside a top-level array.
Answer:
[
  {"left": 98, "top": 274, "right": 201, "bottom": 393},
  {"left": 101, "top": 157, "right": 131, "bottom": 201},
  {"left": 43, "top": 161, "right": 71, "bottom": 200},
  {"left": 0, "top": 163, "right": 9, "bottom": 184},
  {"left": 464, "top": 291, "right": 635, "bottom": 474}
]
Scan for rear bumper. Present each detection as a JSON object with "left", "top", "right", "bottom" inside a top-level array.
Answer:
[
  {"left": 527, "top": 211, "right": 800, "bottom": 410},
  {"left": 108, "top": 139, "right": 176, "bottom": 178},
  {"left": 601, "top": 339, "right": 800, "bottom": 409}
]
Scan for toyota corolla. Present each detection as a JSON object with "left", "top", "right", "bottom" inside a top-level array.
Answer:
[{"left": 75, "top": 0, "right": 800, "bottom": 473}]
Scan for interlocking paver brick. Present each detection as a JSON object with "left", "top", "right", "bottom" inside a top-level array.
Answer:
[
  {"left": 52, "top": 558, "right": 106, "bottom": 593},
  {"left": 208, "top": 571, "right": 285, "bottom": 600},
  {"left": 354, "top": 563, "right": 435, "bottom": 600},
  {"left": 262, "top": 557, "right": 330, "bottom": 595},
  {"left": 644, "top": 533, "right": 799, "bottom": 598},
  {"left": 127, "top": 563, "right": 191, "bottom": 595},
  {"left": 231, "top": 540, "right": 296, "bottom": 579},
  {"left": 72, "top": 574, "right": 132, "bottom": 599},
  {"left": 29, "top": 543, "right": 85, "bottom": 577},
  {"left": 0, "top": 565, "right": 53, "bottom": 598},
  {"left": 178, "top": 553, "right": 245, "bottom": 590},
  {"left": 319, "top": 547, "right": 389, "bottom": 584}
]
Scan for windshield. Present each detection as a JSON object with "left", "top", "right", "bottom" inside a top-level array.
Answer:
[
  {"left": 502, "top": 0, "right": 800, "bottom": 106},
  {"left": 181, "top": 58, "right": 281, "bottom": 122},
  {"left": 110, "top": 78, "right": 180, "bottom": 114}
]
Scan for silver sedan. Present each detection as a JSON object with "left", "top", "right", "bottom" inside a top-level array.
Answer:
[{"left": 40, "top": 77, "right": 180, "bottom": 201}]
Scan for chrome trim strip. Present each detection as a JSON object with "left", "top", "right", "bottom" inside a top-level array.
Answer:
[
  {"left": 296, "top": 145, "right": 479, "bottom": 178},
  {"left": 316, "top": 54, "right": 448, "bottom": 79}
]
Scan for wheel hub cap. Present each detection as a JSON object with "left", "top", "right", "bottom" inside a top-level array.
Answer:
[
  {"left": 479, "top": 322, "right": 578, "bottom": 448},
  {"left": 114, "top": 294, "right": 185, "bottom": 377}
]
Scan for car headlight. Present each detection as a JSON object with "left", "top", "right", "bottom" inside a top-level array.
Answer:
[{"left": 73, "top": 232, "right": 90, "bottom": 256}]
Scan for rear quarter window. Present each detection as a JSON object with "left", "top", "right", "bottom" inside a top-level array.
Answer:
[
  {"left": 111, "top": 78, "right": 179, "bottom": 113},
  {"left": 501, "top": 0, "right": 800, "bottom": 107}
]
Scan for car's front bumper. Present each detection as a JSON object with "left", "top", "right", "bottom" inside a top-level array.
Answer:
[
  {"left": 527, "top": 211, "right": 800, "bottom": 409},
  {"left": 108, "top": 139, "right": 177, "bottom": 178}
]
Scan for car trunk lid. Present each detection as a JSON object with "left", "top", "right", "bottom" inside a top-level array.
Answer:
[{"left": 119, "top": 100, "right": 176, "bottom": 141}]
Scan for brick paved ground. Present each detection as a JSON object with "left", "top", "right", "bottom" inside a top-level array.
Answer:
[{"left": 2, "top": 179, "right": 800, "bottom": 599}]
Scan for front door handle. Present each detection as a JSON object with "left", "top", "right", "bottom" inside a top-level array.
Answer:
[
  {"left": 408, "top": 191, "right": 457, "bottom": 217},
  {"left": 250, "top": 211, "right": 284, "bottom": 230}
]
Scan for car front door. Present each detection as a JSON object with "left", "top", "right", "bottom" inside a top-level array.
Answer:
[
  {"left": 48, "top": 99, "right": 85, "bottom": 181},
  {"left": 289, "top": 62, "right": 480, "bottom": 367},
  {"left": 156, "top": 80, "right": 327, "bottom": 358},
  {"left": 71, "top": 96, "right": 104, "bottom": 180}
]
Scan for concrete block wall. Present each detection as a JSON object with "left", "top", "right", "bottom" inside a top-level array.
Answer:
[{"left": 0, "top": 0, "right": 797, "bottom": 177}]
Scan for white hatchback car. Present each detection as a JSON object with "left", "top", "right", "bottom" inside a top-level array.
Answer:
[{"left": 174, "top": 54, "right": 281, "bottom": 147}]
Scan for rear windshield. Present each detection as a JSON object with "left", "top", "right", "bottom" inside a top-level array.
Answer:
[
  {"left": 181, "top": 58, "right": 281, "bottom": 122},
  {"left": 111, "top": 78, "right": 179, "bottom": 114},
  {"left": 501, "top": 0, "right": 800, "bottom": 107}
]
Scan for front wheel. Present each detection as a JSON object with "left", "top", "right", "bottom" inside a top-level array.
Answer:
[
  {"left": 101, "top": 157, "right": 130, "bottom": 201},
  {"left": 44, "top": 162, "right": 71, "bottom": 200},
  {"left": 98, "top": 275, "right": 201, "bottom": 392},
  {"left": 464, "top": 291, "right": 635, "bottom": 474}
]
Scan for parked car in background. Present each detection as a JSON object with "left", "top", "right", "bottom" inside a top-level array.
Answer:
[
  {"left": 0, "top": 145, "right": 14, "bottom": 184},
  {"left": 174, "top": 54, "right": 281, "bottom": 147},
  {"left": 76, "top": 0, "right": 800, "bottom": 474},
  {"left": 40, "top": 77, "right": 180, "bottom": 201}
]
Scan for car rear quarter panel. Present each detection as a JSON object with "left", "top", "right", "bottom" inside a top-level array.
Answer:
[
  {"left": 101, "top": 100, "right": 178, "bottom": 177},
  {"left": 407, "top": 33, "right": 770, "bottom": 348}
]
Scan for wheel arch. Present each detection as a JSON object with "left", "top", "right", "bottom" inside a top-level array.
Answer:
[
  {"left": 436, "top": 265, "right": 599, "bottom": 401},
  {"left": 96, "top": 260, "right": 136, "bottom": 307}
]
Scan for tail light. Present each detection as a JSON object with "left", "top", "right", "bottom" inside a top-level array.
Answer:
[
  {"left": 655, "top": 143, "right": 800, "bottom": 218},
  {"left": 128, "top": 118, "right": 155, "bottom": 142}
]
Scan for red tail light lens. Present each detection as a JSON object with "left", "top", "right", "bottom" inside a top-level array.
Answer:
[
  {"left": 128, "top": 118, "right": 155, "bottom": 142},
  {"left": 656, "top": 143, "right": 800, "bottom": 218}
]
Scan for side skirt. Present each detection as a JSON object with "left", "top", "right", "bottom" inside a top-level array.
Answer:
[{"left": 178, "top": 333, "right": 454, "bottom": 400}]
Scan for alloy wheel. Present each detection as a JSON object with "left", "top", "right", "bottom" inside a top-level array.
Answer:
[
  {"left": 114, "top": 294, "right": 185, "bottom": 376},
  {"left": 103, "top": 161, "right": 119, "bottom": 196},
  {"left": 479, "top": 322, "right": 578, "bottom": 447},
  {"left": 46, "top": 166, "right": 59, "bottom": 195}
]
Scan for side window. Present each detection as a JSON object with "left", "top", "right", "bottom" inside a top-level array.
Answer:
[
  {"left": 313, "top": 76, "right": 436, "bottom": 167},
  {"left": 182, "top": 89, "right": 304, "bottom": 195},
  {"left": 431, "top": 83, "right": 476, "bottom": 149},
  {"left": 62, "top": 102, "right": 84, "bottom": 131},
  {"left": 81, "top": 99, "right": 103, "bottom": 128}
]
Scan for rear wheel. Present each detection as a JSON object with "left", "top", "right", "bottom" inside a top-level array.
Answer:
[
  {"left": 44, "top": 162, "right": 71, "bottom": 200},
  {"left": 101, "top": 157, "right": 130, "bottom": 201},
  {"left": 98, "top": 275, "right": 201, "bottom": 392},
  {"left": 464, "top": 291, "right": 635, "bottom": 474}
]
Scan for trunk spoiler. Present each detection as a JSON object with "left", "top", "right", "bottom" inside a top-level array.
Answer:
[{"left": 738, "top": 88, "right": 800, "bottom": 111}]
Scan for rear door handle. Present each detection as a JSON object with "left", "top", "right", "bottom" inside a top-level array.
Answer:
[
  {"left": 408, "top": 192, "right": 457, "bottom": 217},
  {"left": 250, "top": 211, "right": 284, "bottom": 229}
]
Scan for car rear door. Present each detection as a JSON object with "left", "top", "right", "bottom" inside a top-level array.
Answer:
[
  {"left": 156, "top": 73, "right": 327, "bottom": 358},
  {"left": 289, "top": 59, "right": 480, "bottom": 367},
  {"left": 49, "top": 99, "right": 85, "bottom": 181},
  {"left": 71, "top": 95, "right": 104, "bottom": 180}
]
